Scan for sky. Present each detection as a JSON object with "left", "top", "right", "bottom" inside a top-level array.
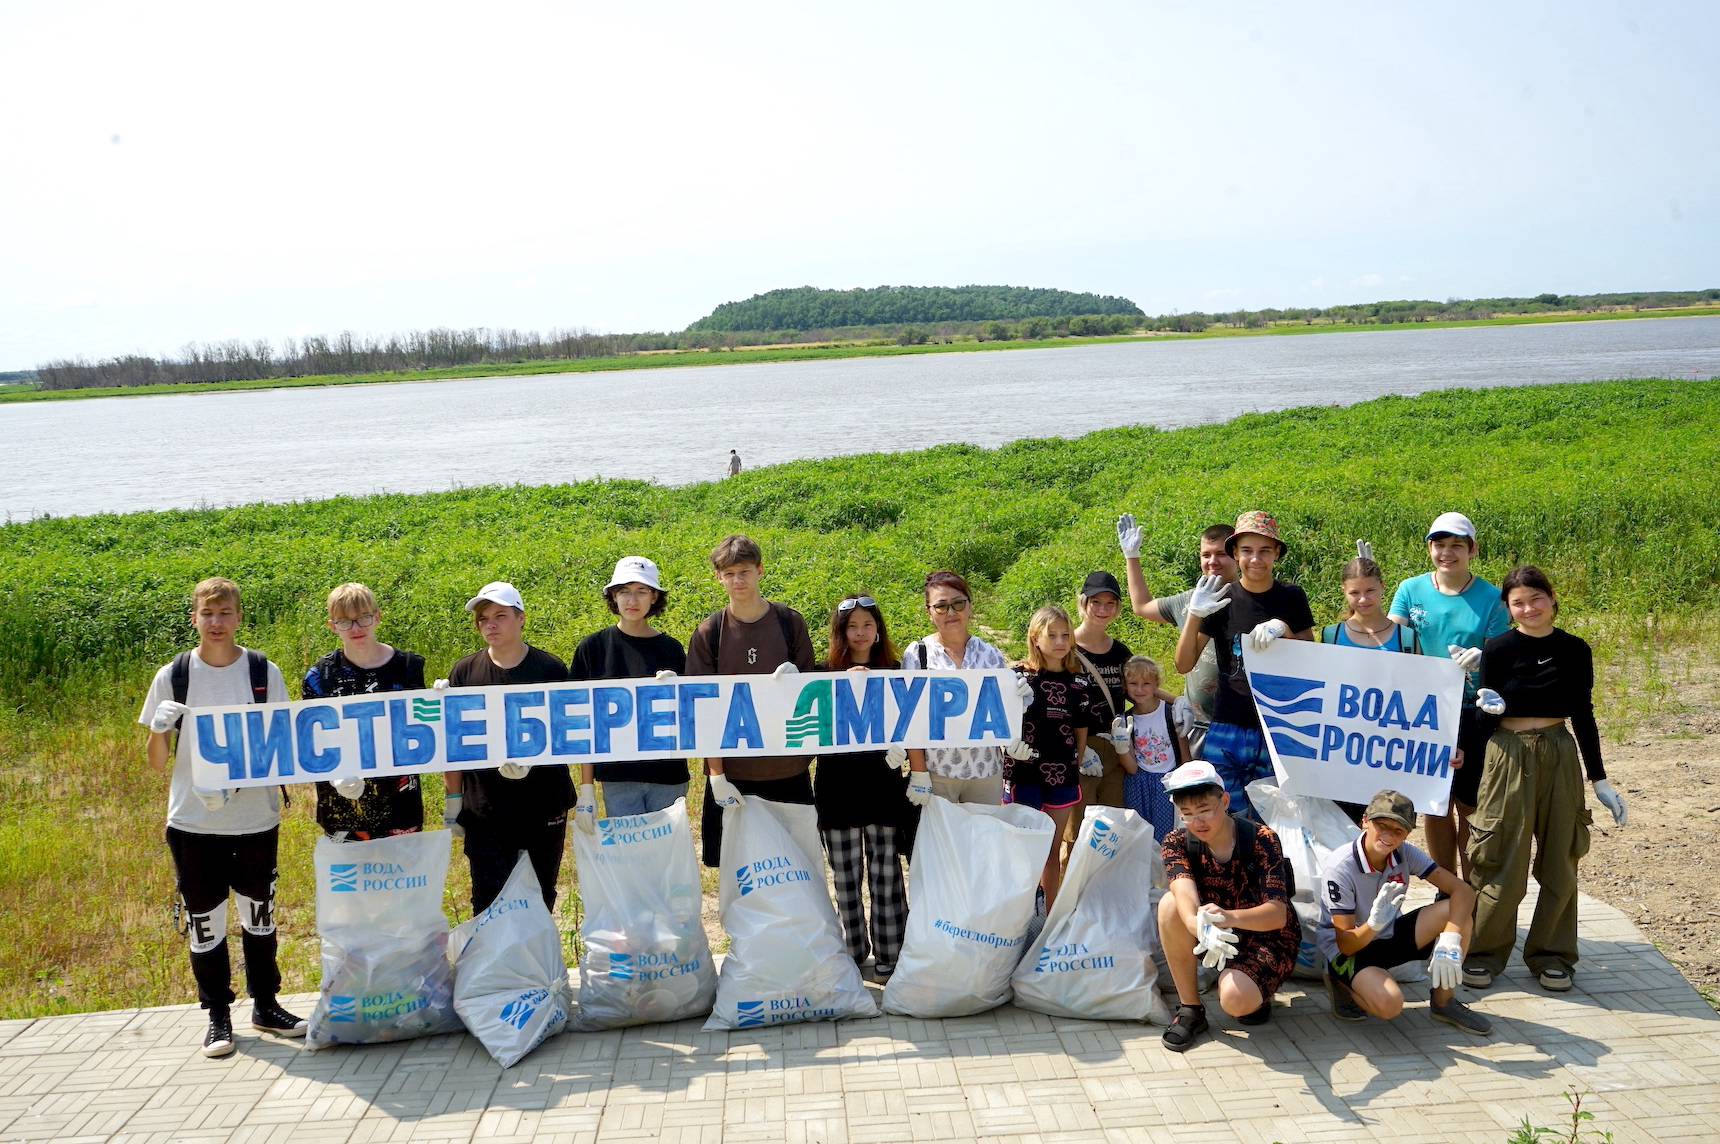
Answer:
[{"left": 2, "top": 0, "right": 1716, "bottom": 370}]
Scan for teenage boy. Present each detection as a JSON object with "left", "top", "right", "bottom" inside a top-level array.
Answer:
[
  {"left": 1156, "top": 761, "right": 1301, "bottom": 1052},
  {"left": 443, "top": 581, "right": 573, "bottom": 913},
  {"left": 302, "top": 583, "right": 427, "bottom": 841},
  {"left": 569, "top": 556, "right": 689, "bottom": 831},
  {"left": 1172, "top": 512, "right": 1314, "bottom": 821},
  {"left": 1072, "top": 570, "right": 1132, "bottom": 811},
  {"left": 685, "top": 535, "right": 816, "bottom": 867},
  {"left": 139, "top": 577, "right": 304, "bottom": 1058},
  {"left": 1117, "top": 517, "right": 1239, "bottom": 759},
  {"left": 1317, "top": 790, "right": 1491, "bottom": 1034},
  {"left": 1387, "top": 512, "right": 1510, "bottom": 875}
]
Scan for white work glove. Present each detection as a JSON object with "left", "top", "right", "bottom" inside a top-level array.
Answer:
[
  {"left": 332, "top": 776, "right": 365, "bottom": 800},
  {"left": 1355, "top": 539, "right": 1374, "bottom": 563},
  {"left": 1015, "top": 675, "right": 1034, "bottom": 705},
  {"left": 1187, "top": 574, "right": 1231, "bottom": 619},
  {"left": 498, "top": 762, "right": 529, "bottom": 780},
  {"left": 1428, "top": 931, "right": 1463, "bottom": 991},
  {"left": 654, "top": 669, "right": 678, "bottom": 680},
  {"left": 885, "top": 746, "right": 908, "bottom": 769},
  {"left": 1248, "top": 619, "right": 1289, "bottom": 651},
  {"left": 574, "top": 783, "right": 598, "bottom": 835},
  {"left": 1365, "top": 880, "right": 1407, "bottom": 932},
  {"left": 1448, "top": 645, "right": 1483, "bottom": 673},
  {"left": 1108, "top": 716, "right": 1132, "bottom": 753},
  {"left": 443, "top": 793, "right": 464, "bottom": 837},
  {"left": 907, "top": 770, "right": 933, "bottom": 806},
  {"left": 1475, "top": 688, "right": 1506, "bottom": 716},
  {"left": 1194, "top": 907, "right": 1239, "bottom": 971},
  {"left": 709, "top": 773, "right": 744, "bottom": 809},
  {"left": 1079, "top": 747, "right": 1104, "bottom": 777},
  {"left": 1116, "top": 513, "right": 1143, "bottom": 560},
  {"left": 149, "top": 700, "right": 191, "bottom": 733},
  {"left": 1003, "top": 739, "right": 1038, "bottom": 762},
  {"left": 772, "top": 663, "right": 799, "bottom": 678},
  {"left": 432, "top": 678, "right": 450, "bottom": 691},
  {"left": 1172, "top": 696, "right": 1196, "bottom": 739},
  {"left": 1593, "top": 779, "right": 1627, "bottom": 826},
  {"left": 193, "top": 786, "right": 229, "bottom": 813}
]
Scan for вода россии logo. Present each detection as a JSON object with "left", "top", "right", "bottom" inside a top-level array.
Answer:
[
  {"left": 1087, "top": 818, "right": 1119, "bottom": 859},
  {"left": 734, "top": 864, "right": 754, "bottom": 896},
  {"left": 736, "top": 1000, "right": 765, "bottom": 1028},
  {"left": 608, "top": 952, "right": 634, "bottom": 981},
  {"left": 1250, "top": 672, "right": 1325, "bottom": 759},
  {"left": 500, "top": 989, "right": 549, "bottom": 1030},
  {"left": 329, "top": 864, "right": 358, "bottom": 892},
  {"left": 784, "top": 680, "right": 834, "bottom": 749},
  {"left": 328, "top": 995, "right": 357, "bottom": 1022}
]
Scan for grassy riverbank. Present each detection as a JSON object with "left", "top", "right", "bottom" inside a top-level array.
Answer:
[
  {"left": 5, "top": 306, "right": 1716, "bottom": 405},
  {"left": 1, "top": 378, "right": 1717, "bottom": 1017}
]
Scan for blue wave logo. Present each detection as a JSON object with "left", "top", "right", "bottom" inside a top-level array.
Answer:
[
  {"left": 327, "top": 995, "right": 357, "bottom": 1022},
  {"left": 1034, "top": 947, "right": 1053, "bottom": 974},
  {"left": 609, "top": 952, "right": 634, "bottom": 981},
  {"left": 736, "top": 1000, "right": 765, "bottom": 1028},
  {"left": 1252, "top": 673, "right": 1325, "bottom": 759},
  {"left": 734, "top": 864, "right": 754, "bottom": 897},
  {"left": 329, "top": 864, "right": 358, "bottom": 893},
  {"left": 500, "top": 996, "right": 538, "bottom": 1030},
  {"left": 1087, "top": 818, "right": 1119, "bottom": 858}
]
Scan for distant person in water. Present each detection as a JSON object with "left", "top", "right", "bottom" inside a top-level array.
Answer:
[{"left": 728, "top": 450, "right": 742, "bottom": 478}]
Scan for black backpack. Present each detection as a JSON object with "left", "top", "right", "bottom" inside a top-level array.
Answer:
[
  {"left": 1180, "top": 814, "right": 1297, "bottom": 899},
  {"left": 699, "top": 603, "right": 802, "bottom": 669},
  {"left": 168, "top": 648, "right": 284, "bottom": 804}
]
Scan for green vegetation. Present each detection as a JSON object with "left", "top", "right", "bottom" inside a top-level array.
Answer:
[
  {"left": 686, "top": 284, "right": 1143, "bottom": 332},
  {"left": 1507, "top": 1088, "right": 1615, "bottom": 1143},
  {"left": 1, "top": 379, "right": 1717, "bottom": 1016}
]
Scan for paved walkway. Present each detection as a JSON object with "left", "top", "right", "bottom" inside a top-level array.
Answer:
[{"left": 2, "top": 889, "right": 1717, "bottom": 1144}]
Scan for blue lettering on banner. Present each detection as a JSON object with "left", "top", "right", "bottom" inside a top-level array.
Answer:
[
  {"left": 927, "top": 678, "right": 968, "bottom": 741},
  {"left": 548, "top": 687, "right": 591, "bottom": 756},
  {"left": 196, "top": 712, "right": 247, "bottom": 780},
  {"left": 677, "top": 682, "right": 720, "bottom": 750},
  {"left": 296, "top": 705, "right": 342, "bottom": 773},
  {"left": 388, "top": 698, "right": 436, "bottom": 767},
  {"left": 636, "top": 684, "right": 677, "bottom": 752},
  {"left": 443, "top": 693, "right": 488, "bottom": 764},
  {"left": 246, "top": 709, "right": 294, "bottom": 779},
  {"left": 341, "top": 700, "right": 385, "bottom": 770},
  {"left": 969, "top": 676, "right": 1010, "bottom": 741},
  {"left": 504, "top": 690, "right": 548, "bottom": 759},
  {"left": 720, "top": 684, "right": 764, "bottom": 751},
  {"left": 593, "top": 686, "right": 634, "bottom": 753},
  {"left": 834, "top": 676, "right": 885, "bottom": 746},
  {"left": 887, "top": 676, "right": 926, "bottom": 740}
]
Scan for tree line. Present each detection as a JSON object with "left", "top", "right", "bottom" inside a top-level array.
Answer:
[{"left": 687, "top": 285, "right": 1145, "bottom": 332}]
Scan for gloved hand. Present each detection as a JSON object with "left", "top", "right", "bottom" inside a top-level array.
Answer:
[
  {"left": 1428, "top": 931, "right": 1463, "bottom": 991},
  {"left": 1448, "top": 645, "right": 1483, "bottom": 673},
  {"left": 1108, "top": 715, "right": 1132, "bottom": 752},
  {"left": 443, "top": 793, "right": 464, "bottom": 837},
  {"left": 149, "top": 700, "right": 190, "bottom": 733},
  {"left": 1593, "top": 779, "right": 1628, "bottom": 825},
  {"left": 1365, "top": 880, "right": 1407, "bottom": 932},
  {"left": 709, "top": 773, "right": 744, "bottom": 808},
  {"left": 885, "top": 746, "right": 908, "bottom": 769},
  {"left": 1355, "top": 539, "right": 1374, "bottom": 563},
  {"left": 432, "top": 678, "right": 450, "bottom": 691},
  {"left": 772, "top": 663, "right": 799, "bottom": 678},
  {"left": 1187, "top": 574, "right": 1231, "bottom": 619},
  {"left": 1079, "top": 747, "right": 1104, "bottom": 777},
  {"left": 193, "top": 787, "right": 229, "bottom": 813},
  {"left": 1116, "top": 513, "right": 1143, "bottom": 560},
  {"left": 907, "top": 770, "right": 933, "bottom": 806},
  {"left": 1194, "top": 907, "right": 1239, "bottom": 971},
  {"left": 574, "top": 783, "right": 598, "bottom": 835},
  {"left": 1475, "top": 688, "right": 1506, "bottom": 716},
  {"left": 332, "top": 777, "right": 365, "bottom": 800},
  {"left": 1015, "top": 675, "right": 1034, "bottom": 704},
  {"left": 1003, "top": 740, "right": 1038, "bottom": 762},
  {"left": 654, "top": 669, "right": 678, "bottom": 680},
  {"left": 498, "top": 762, "right": 529, "bottom": 780},
  {"left": 1248, "top": 619, "right": 1289, "bottom": 651},
  {"left": 1172, "top": 696, "right": 1196, "bottom": 739}
]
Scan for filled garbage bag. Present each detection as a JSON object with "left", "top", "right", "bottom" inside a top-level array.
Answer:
[{"left": 451, "top": 854, "right": 572, "bottom": 1067}]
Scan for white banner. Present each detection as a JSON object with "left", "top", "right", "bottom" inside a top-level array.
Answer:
[
  {"left": 188, "top": 669, "right": 1020, "bottom": 790},
  {"left": 1242, "top": 641, "right": 1463, "bottom": 816}
]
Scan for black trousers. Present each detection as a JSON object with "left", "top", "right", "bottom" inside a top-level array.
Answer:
[
  {"left": 462, "top": 816, "right": 567, "bottom": 914},
  {"left": 165, "top": 826, "right": 282, "bottom": 1010},
  {"left": 699, "top": 771, "right": 815, "bottom": 867}
]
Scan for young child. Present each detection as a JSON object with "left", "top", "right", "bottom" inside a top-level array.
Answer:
[
  {"left": 685, "top": 534, "right": 816, "bottom": 866},
  {"left": 139, "top": 577, "right": 304, "bottom": 1058},
  {"left": 443, "top": 581, "right": 573, "bottom": 913},
  {"left": 1318, "top": 790, "right": 1491, "bottom": 1034},
  {"left": 302, "top": 583, "right": 427, "bottom": 841},
  {"left": 1117, "top": 656, "right": 1188, "bottom": 842},
  {"left": 1012, "top": 604, "right": 1104, "bottom": 910},
  {"left": 1156, "top": 761, "right": 1301, "bottom": 1052}
]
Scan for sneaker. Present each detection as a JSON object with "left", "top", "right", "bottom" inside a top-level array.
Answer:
[
  {"left": 1461, "top": 962, "right": 1493, "bottom": 990},
  {"left": 1162, "top": 1004, "right": 1209, "bottom": 1053},
  {"left": 251, "top": 999, "right": 308, "bottom": 1037},
  {"left": 873, "top": 962, "right": 896, "bottom": 980},
  {"left": 1430, "top": 998, "right": 1494, "bottom": 1036},
  {"left": 1324, "top": 969, "right": 1367, "bottom": 1022},
  {"left": 1537, "top": 967, "right": 1573, "bottom": 993},
  {"left": 203, "top": 1008, "right": 236, "bottom": 1058},
  {"left": 1237, "top": 1000, "right": 1273, "bottom": 1026}
]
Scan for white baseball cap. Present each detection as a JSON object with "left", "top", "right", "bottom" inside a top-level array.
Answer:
[
  {"left": 605, "top": 556, "right": 663, "bottom": 592},
  {"left": 465, "top": 581, "right": 524, "bottom": 612},
  {"left": 1425, "top": 512, "right": 1477, "bottom": 542},
  {"left": 1162, "top": 760, "right": 1225, "bottom": 795}
]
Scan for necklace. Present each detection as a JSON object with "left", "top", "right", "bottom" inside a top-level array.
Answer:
[{"left": 1346, "top": 617, "right": 1396, "bottom": 644}]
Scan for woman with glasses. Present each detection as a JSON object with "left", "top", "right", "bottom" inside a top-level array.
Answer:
[
  {"left": 300, "top": 582, "right": 427, "bottom": 841},
  {"left": 900, "top": 571, "right": 1010, "bottom": 805},
  {"left": 814, "top": 594, "right": 913, "bottom": 978}
]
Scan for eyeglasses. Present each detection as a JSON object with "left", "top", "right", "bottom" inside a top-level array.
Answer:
[
  {"left": 837, "top": 596, "right": 877, "bottom": 614},
  {"left": 332, "top": 613, "right": 378, "bottom": 632},
  {"left": 928, "top": 598, "right": 970, "bottom": 615},
  {"left": 1179, "top": 805, "right": 1226, "bottom": 823}
]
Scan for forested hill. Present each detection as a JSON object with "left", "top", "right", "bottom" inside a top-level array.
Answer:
[{"left": 686, "top": 285, "right": 1144, "bottom": 332}]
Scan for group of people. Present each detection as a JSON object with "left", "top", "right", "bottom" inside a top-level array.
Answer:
[{"left": 139, "top": 510, "right": 1624, "bottom": 1060}]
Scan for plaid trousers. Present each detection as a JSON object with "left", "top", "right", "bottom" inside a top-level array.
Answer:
[{"left": 821, "top": 825, "right": 907, "bottom": 969}]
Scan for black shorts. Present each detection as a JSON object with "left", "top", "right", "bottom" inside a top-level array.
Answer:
[
  {"left": 1450, "top": 707, "right": 1492, "bottom": 810},
  {"left": 1327, "top": 904, "right": 1435, "bottom": 983}
]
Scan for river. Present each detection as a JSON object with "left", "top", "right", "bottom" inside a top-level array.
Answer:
[{"left": 4, "top": 316, "right": 1718, "bottom": 520}]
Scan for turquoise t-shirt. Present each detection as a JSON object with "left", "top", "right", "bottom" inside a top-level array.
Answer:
[{"left": 1388, "top": 573, "right": 1510, "bottom": 696}]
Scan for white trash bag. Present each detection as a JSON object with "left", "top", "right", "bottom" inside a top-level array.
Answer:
[
  {"left": 1248, "top": 778, "right": 1360, "bottom": 980},
  {"left": 1013, "top": 807, "right": 1173, "bottom": 1024},
  {"left": 306, "top": 831, "right": 462, "bottom": 1049},
  {"left": 572, "top": 798, "right": 716, "bottom": 1030},
  {"left": 451, "top": 854, "right": 572, "bottom": 1067},
  {"left": 882, "top": 798, "right": 1054, "bottom": 1018},
  {"left": 705, "top": 798, "right": 876, "bottom": 1030}
]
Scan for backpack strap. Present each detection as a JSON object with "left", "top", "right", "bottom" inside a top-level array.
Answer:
[
  {"left": 1073, "top": 650, "right": 1118, "bottom": 720},
  {"left": 773, "top": 603, "right": 800, "bottom": 666},
  {"left": 1396, "top": 624, "right": 1421, "bottom": 655},
  {"left": 245, "top": 649, "right": 270, "bottom": 703},
  {"left": 904, "top": 639, "right": 927, "bottom": 670},
  {"left": 700, "top": 609, "right": 725, "bottom": 670},
  {"left": 169, "top": 651, "right": 193, "bottom": 706},
  {"left": 1321, "top": 622, "right": 1343, "bottom": 645},
  {"left": 1163, "top": 702, "right": 1185, "bottom": 767}
]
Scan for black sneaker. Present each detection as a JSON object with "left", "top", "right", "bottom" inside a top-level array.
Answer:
[
  {"left": 1537, "top": 967, "right": 1573, "bottom": 993},
  {"left": 251, "top": 999, "right": 308, "bottom": 1037},
  {"left": 1430, "top": 997, "right": 1494, "bottom": 1036},
  {"left": 203, "top": 1007, "right": 236, "bottom": 1058},
  {"left": 873, "top": 962, "right": 895, "bottom": 980},
  {"left": 1162, "top": 1004, "right": 1209, "bottom": 1052},
  {"left": 1238, "top": 1000, "right": 1273, "bottom": 1026},
  {"left": 1324, "top": 968, "right": 1367, "bottom": 1022}
]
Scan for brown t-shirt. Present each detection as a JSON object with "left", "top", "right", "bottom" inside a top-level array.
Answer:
[{"left": 686, "top": 601, "right": 816, "bottom": 781}]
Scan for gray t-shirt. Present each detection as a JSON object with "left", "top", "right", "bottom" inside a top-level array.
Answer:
[
  {"left": 1316, "top": 836, "right": 1437, "bottom": 961},
  {"left": 1158, "top": 589, "right": 1218, "bottom": 723}
]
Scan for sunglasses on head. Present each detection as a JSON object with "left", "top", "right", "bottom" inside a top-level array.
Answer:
[{"left": 837, "top": 596, "right": 878, "bottom": 614}]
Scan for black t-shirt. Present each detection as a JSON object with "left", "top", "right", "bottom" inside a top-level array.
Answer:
[
  {"left": 1479, "top": 627, "right": 1605, "bottom": 779},
  {"left": 810, "top": 661, "right": 915, "bottom": 831},
  {"left": 569, "top": 626, "right": 690, "bottom": 786},
  {"left": 446, "top": 645, "right": 574, "bottom": 826},
  {"left": 301, "top": 647, "right": 428, "bottom": 839},
  {"left": 1200, "top": 581, "right": 1316, "bottom": 730},
  {"left": 1076, "top": 636, "right": 1132, "bottom": 719}
]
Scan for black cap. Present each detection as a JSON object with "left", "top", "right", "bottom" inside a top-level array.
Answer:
[{"left": 1080, "top": 571, "right": 1123, "bottom": 600}]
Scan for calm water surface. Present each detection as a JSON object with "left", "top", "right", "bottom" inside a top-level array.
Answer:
[{"left": 3, "top": 317, "right": 1718, "bottom": 519}]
